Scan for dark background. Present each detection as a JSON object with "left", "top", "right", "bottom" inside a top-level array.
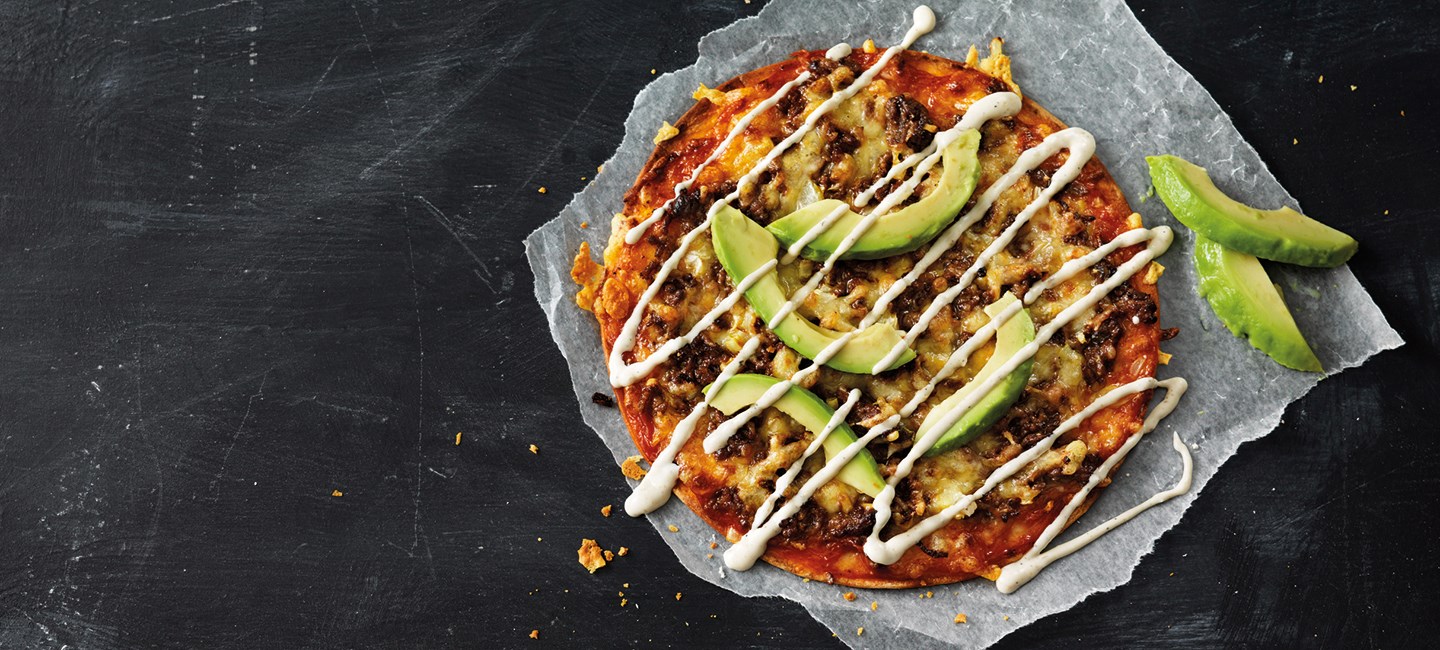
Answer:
[{"left": 0, "top": 0, "right": 1435, "bottom": 647}]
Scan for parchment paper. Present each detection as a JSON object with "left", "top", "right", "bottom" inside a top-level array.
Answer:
[{"left": 524, "top": 0, "right": 1403, "bottom": 646}]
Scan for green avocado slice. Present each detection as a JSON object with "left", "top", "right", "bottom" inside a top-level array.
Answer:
[
  {"left": 1148, "top": 154, "right": 1357, "bottom": 268},
  {"left": 1194, "top": 235, "right": 1323, "bottom": 372},
  {"left": 707, "top": 374, "right": 885, "bottom": 497},
  {"left": 917, "top": 293, "right": 1035, "bottom": 457},
  {"left": 711, "top": 204, "right": 915, "bottom": 374},
  {"left": 766, "top": 129, "right": 982, "bottom": 261}
]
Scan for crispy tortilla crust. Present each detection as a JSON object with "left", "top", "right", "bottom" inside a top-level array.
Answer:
[{"left": 590, "top": 49, "right": 1159, "bottom": 588}]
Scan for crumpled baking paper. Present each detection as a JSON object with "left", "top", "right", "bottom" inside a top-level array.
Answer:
[{"left": 524, "top": 0, "right": 1403, "bottom": 646}]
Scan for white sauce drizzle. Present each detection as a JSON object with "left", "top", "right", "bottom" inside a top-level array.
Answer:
[
  {"left": 624, "top": 73, "right": 815, "bottom": 245},
  {"left": 996, "top": 412, "right": 1193, "bottom": 593},
  {"left": 624, "top": 337, "right": 762, "bottom": 516},
  {"left": 608, "top": 5, "right": 936, "bottom": 389},
  {"left": 724, "top": 227, "right": 1175, "bottom": 570},
  {"left": 824, "top": 43, "right": 853, "bottom": 60},
  {"left": 751, "top": 389, "right": 862, "bottom": 528},
  {"left": 871, "top": 128, "right": 1097, "bottom": 371}
]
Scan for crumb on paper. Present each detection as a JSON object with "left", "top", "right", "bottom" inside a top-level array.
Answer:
[
  {"left": 571, "top": 241, "right": 604, "bottom": 312},
  {"left": 618, "top": 546, "right": 629, "bottom": 557},
  {"left": 454, "top": 432, "right": 462, "bottom": 445},
  {"left": 706, "top": 553, "right": 713, "bottom": 559},
  {"left": 926, "top": 591, "right": 934, "bottom": 599},
  {"left": 578, "top": 539, "right": 607, "bottom": 573},
  {"left": 709, "top": 541, "right": 718, "bottom": 549},
  {"left": 597, "top": 164, "right": 604, "bottom": 174},
  {"left": 537, "top": 186, "right": 547, "bottom": 194},
  {"left": 653, "top": 120, "right": 680, "bottom": 144},
  {"left": 529, "top": 630, "right": 539, "bottom": 640},
  {"left": 1159, "top": 351, "right": 1173, "bottom": 365},
  {"left": 650, "top": 68, "right": 656, "bottom": 74},
  {"left": 331, "top": 489, "right": 343, "bottom": 497},
  {"left": 601, "top": 504, "right": 613, "bottom": 517},
  {"left": 954, "top": 613, "right": 968, "bottom": 624},
  {"left": 667, "top": 524, "right": 679, "bottom": 533},
  {"left": 1003, "top": 615, "right": 1010, "bottom": 621},
  {"left": 862, "top": 39, "right": 876, "bottom": 53},
  {"left": 870, "top": 601, "right": 878, "bottom": 611},
  {"left": 843, "top": 592, "right": 857, "bottom": 602},
  {"left": 857, "top": 627, "right": 865, "bottom": 637},
  {"left": 592, "top": 392, "right": 616, "bottom": 407},
  {"left": 621, "top": 455, "right": 649, "bottom": 479},
  {"left": 529, "top": 444, "right": 539, "bottom": 454},
  {"left": 580, "top": 221, "right": 589, "bottom": 229}
]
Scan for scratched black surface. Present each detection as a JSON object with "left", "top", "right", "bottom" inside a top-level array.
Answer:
[{"left": 0, "top": 0, "right": 1435, "bottom": 647}]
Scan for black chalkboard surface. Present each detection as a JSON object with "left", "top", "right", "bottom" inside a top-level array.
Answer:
[{"left": 1, "top": 1, "right": 1435, "bottom": 647}]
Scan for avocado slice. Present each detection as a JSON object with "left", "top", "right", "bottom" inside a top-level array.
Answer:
[
  {"left": 711, "top": 204, "right": 915, "bottom": 374},
  {"left": 1194, "top": 235, "right": 1323, "bottom": 372},
  {"left": 766, "top": 129, "right": 982, "bottom": 261},
  {"left": 916, "top": 293, "right": 1035, "bottom": 456},
  {"left": 707, "top": 373, "right": 885, "bottom": 497},
  {"left": 1148, "top": 154, "right": 1357, "bottom": 268}
]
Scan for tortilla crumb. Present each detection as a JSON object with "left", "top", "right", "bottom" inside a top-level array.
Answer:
[
  {"left": 601, "top": 505, "right": 613, "bottom": 518},
  {"left": 1318, "top": 74, "right": 1324, "bottom": 83},
  {"left": 1293, "top": 138, "right": 1299, "bottom": 145},
  {"left": 1003, "top": 615, "right": 1010, "bottom": 621},
  {"left": 331, "top": 489, "right": 343, "bottom": 497},
  {"left": 454, "top": 432, "right": 462, "bottom": 445},
  {"left": 650, "top": 68, "right": 656, "bottom": 75},
  {"left": 618, "top": 546, "right": 629, "bottom": 556},
  {"left": 1126, "top": 212, "right": 1144, "bottom": 229},
  {"left": 926, "top": 591, "right": 934, "bottom": 599},
  {"left": 857, "top": 627, "right": 865, "bottom": 637},
  {"left": 923, "top": 123, "right": 938, "bottom": 132},
  {"left": 709, "top": 541, "right": 719, "bottom": 549},
  {"left": 667, "top": 524, "right": 679, "bottom": 533},
  {"left": 620, "top": 598, "right": 628, "bottom": 607},
  {"left": 621, "top": 455, "right": 648, "bottom": 480},
  {"left": 578, "top": 539, "right": 608, "bottom": 573},
  {"left": 529, "top": 444, "right": 539, "bottom": 454},
  {"left": 538, "top": 186, "right": 546, "bottom": 194},
  {"left": 603, "top": 549, "right": 615, "bottom": 561},
  {"left": 954, "top": 613, "right": 968, "bottom": 624},
  {"left": 571, "top": 241, "right": 604, "bottom": 312},
  {"left": 843, "top": 592, "right": 857, "bottom": 602},
  {"left": 623, "top": 583, "right": 629, "bottom": 588},
  {"left": 580, "top": 221, "right": 589, "bottom": 229},
  {"left": 597, "top": 164, "right": 604, "bottom": 174},
  {"left": 529, "top": 629, "right": 539, "bottom": 640},
  {"left": 1143, "top": 261, "right": 1165, "bottom": 285},
  {"left": 653, "top": 120, "right": 680, "bottom": 144},
  {"left": 675, "top": 592, "right": 683, "bottom": 601},
  {"left": 862, "top": 39, "right": 876, "bottom": 53},
  {"left": 1350, "top": 84, "right": 1357, "bottom": 91},
  {"left": 706, "top": 553, "right": 713, "bottom": 559},
  {"left": 870, "top": 601, "right": 878, "bottom": 611},
  {"left": 1159, "top": 351, "right": 1173, "bottom": 365}
]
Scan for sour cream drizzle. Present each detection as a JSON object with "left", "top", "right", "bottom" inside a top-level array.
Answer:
[
  {"left": 624, "top": 337, "right": 762, "bottom": 516},
  {"left": 751, "top": 389, "right": 862, "bottom": 528},
  {"left": 996, "top": 423, "right": 1193, "bottom": 593},
  {"left": 608, "top": 5, "right": 937, "bottom": 389},
  {"left": 723, "top": 227, "right": 1176, "bottom": 570}
]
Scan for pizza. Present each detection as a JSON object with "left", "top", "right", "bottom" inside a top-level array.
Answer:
[{"left": 571, "top": 26, "right": 1173, "bottom": 588}]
